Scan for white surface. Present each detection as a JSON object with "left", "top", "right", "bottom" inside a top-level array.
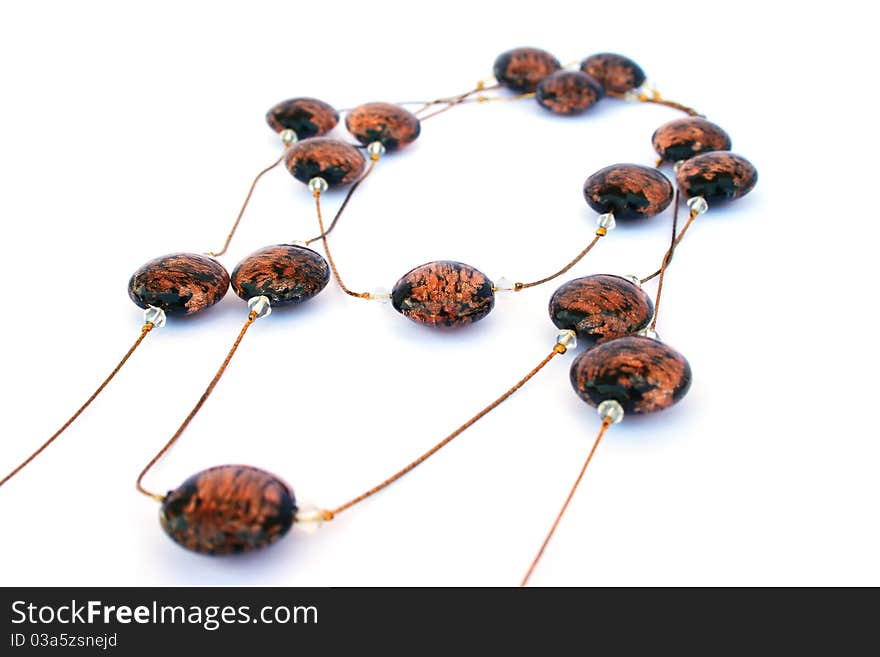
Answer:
[{"left": 0, "top": 0, "right": 875, "bottom": 586}]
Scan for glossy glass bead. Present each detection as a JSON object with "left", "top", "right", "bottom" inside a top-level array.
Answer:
[
  {"left": 686, "top": 196, "right": 709, "bottom": 215},
  {"left": 535, "top": 70, "right": 604, "bottom": 115},
  {"left": 128, "top": 253, "right": 229, "bottom": 316},
  {"left": 391, "top": 261, "right": 495, "bottom": 328},
  {"left": 160, "top": 465, "right": 296, "bottom": 555},
  {"left": 231, "top": 245, "right": 330, "bottom": 306},
  {"left": 580, "top": 53, "right": 646, "bottom": 93},
  {"left": 345, "top": 102, "right": 421, "bottom": 151},
  {"left": 265, "top": 97, "right": 339, "bottom": 139},
  {"left": 549, "top": 275, "right": 654, "bottom": 342},
  {"left": 493, "top": 47, "right": 561, "bottom": 92},
  {"left": 285, "top": 138, "right": 366, "bottom": 188},
  {"left": 597, "top": 399, "right": 624, "bottom": 424},
  {"left": 676, "top": 152, "right": 758, "bottom": 202},
  {"left": 583, "top": 164, "right": 674, "bottom": 219},
  {"left": 652, "top": 117, "right": 732, "bottom": 162},
  {"left": 247, "top": 295, "right": 272, "bottom": 319}
]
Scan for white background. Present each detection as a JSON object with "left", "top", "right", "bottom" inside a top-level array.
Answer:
[{"left": 0, "top": 1, "right": 876, "bottom": 586}]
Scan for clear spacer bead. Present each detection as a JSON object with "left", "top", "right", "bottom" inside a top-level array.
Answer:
[
  {"left": 638, "top": 326, "right": 660, "bottom": 340},
  {"left": 597, "top": 399, "right": 624, "bottom": 424},
  {"left": 279, "top": 129, "right": 298, "bottom": 146},
  {"left": 686, "top": 196, "right": 708, "bottom": 215},
  {"left": 369, "top": 286, "right": 392, "bottom": 303},
  {"left": 290, "top": 240, "right": 309, "bottom": 248},
  {"left": 295, "top": 505, "right": 330, "bottom": 534},
  {"left": 308, "top": 177, "right": 329, "bottom": 194},
  {"left": 366, "top": 141, "right": 386, "bottom": 158},
  {"left": 673, "top": 159, "right": 685, "bottom": 174},
  {"left": 596, "top": 212, "right": 616, "bottom": 231},
  {"left": 623, "top": 274, "right": 642, "bottom": 288},
  {"left": 247, "top": 295, "right": 272, "bottom": 319},
  {"left": 143, "top": 306, "right": 166, "bottom": 329},
  {"left": 556, "top": 329, "right": 577, "bottom": 351},
  {"left": 493, "top": 276, "right": 515, "bottom": 292}
]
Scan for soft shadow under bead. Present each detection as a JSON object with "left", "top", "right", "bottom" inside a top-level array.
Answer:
[
  {"left": 493, "top": 47, "right": 561, "bottom": 92},
  {"left": 231, "top": 244, "right": 330, "bottom": 305},
  {"left": 549, "top": 275, "right": 653, "bottom": 342},
  {"left": 536, "top": 71, "right": 604, "bottom": 115},
  {"left": 583, "top": 164, "right": 674, "bottom": 219},
  {"left": 652, "top": 117, "right": 732, "bottom": 163},
  {"left": 569, "top": 335, "right": 691, "bottom": 414},
  {"left": 580, "top": 53, "right": 646, "bottom": 93},
  {"left": 285, "top": 138, "right": 366, "bottom": 188},
  {"left": 345, "top": 102, "right": 421, "bottom": 151},
  {"left": 128, "top": 253, "right": 230, "bottom": 316},
  {"left": 265, "top": 97, "right": 339, "bottom": 138},
  {"left": 391, "top": 261, "right": 495, "bottom": 328},
  {"left": 161, "top": 465, "right": 296, "bottom": 555},
  {"left": 676, "top": 152, "right": 758, "bottom": 202}
]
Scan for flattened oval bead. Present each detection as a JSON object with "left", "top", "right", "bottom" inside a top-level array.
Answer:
[
  {"left": 392, "top": 261, "right": 495, "bottom": 328},
  {"left": 265, "top": 97, "right": 339, "bottom": 139},
  {"left": 583, "top": 164, "right": 674, "bottom": 219},
  {"left": 493, "top": 47, "right": 561, "bottom": 92},
  {"left": 345, "top": 102, "right": 421, "bottom": 151},
  {"left": 652, "top": 117, "right": 732, "bottom": 162},
  {"left": 285, "top": 137, "right": 366, "bottom": 188},
  {"left": 549, "top": 275, "right": 653, "bottom": 342},
  {"left": 231, "top": 244, "right": 330, "bottom": 305},
  {"left": 161, "top": 465, "right": 295, "bottom": 555},
  {"left": 676, "top": 152, "right": 758, "bottom": 202},
  {"left": 536, "top": 71, "right": 604, "bottom": 115},
  {"left": 128, "top": 253, "right": 229, "bottom": 316},
  {"left": 580, "top": 53, "right": 646, "bottom": 93},
  {"left": 570, "top": 336, "right": 691, "bottom": 414}
]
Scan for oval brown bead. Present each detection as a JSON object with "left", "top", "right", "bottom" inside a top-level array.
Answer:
[
  {"left": 493, "top": 47, "right": 561, "bottom": 92},
  {"left": 285, "top": 137, "right": 366, "bottom": 188},
  {"left": 580, "top": 53, "right": 646, "bottom": 93},
  {"left": 570, "top": 336, "right": 692, "bottom": 415},
  {"left": 161, "top": 465, "right": 296, "bottom": 555},
  {"left": 676, "top": 152, "right": 757, "bottom": 202},
  {"left": 128, "top": 253, "right": 229, "bottom": 316},
  {"left": 345, "top": 102, "right": 421, "bottom": 151},
  {"left": 583, "top": 164, "right": 674, "bottom": 219},
  {"left": 231, "top": 244, "right": 330, "bottom": 306},
  {"left": 265, "top": 97, "right": 339, "bottom": 139},
  {"left": 549, "top": 275, "right": 653, "bottom": 342},
  {"left": 652, "top": 117, "right": 732, "bottom": 163},
  {"left": 536, "top": 71, "right": 604, "bottom": 115},
  {"left": 391, "top": 261, "right": 495, "bottom": 328}
]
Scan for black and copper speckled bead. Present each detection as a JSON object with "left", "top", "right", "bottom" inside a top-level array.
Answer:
[
  {"left": 676, "top": 152, "right": 758, "bottom": 202},
  {"left": 570, "top": 336, "right": 691, "bottom": 414},
  {"left": 536, "top": 71, "right": 604, "bottom": 115},
  {"left": 231, "top": 244, "right": 330, "bottom": 306},
  {"left": 583, "top": 164, "right": 674, "bottom": 219},
  {"left": 493, "top": 47, "right": 561, "bottom": 92},
  {"left": 652, "top": 117, "right": 732, "bottom": 163},
  {"left": 392, "top": 261, "right": 495, "bottom": 328},
  {"left": 285, "top": 138, "right": 366, "bottom": 188},
  {"left": 128, "top": 253, "right": 229, "bottom": 316},
  {"left": 345, "top": 102, "right": 421, "bottom": 151},
  {"left": 580, "top": 53, "right": 646, "bottom": 93},
  {"left": 265, "top": 97, "right": 339, "bottom": 139},
  {"left": 549, "top": 275, "right": 653, "bottom": 342},
  {"left": 161, "top": 465, "right": 296, "bottom": 555}
]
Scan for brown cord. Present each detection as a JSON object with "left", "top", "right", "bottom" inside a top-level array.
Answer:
[
  {"left": 0, "top": 323, "right": 154, "bottom": 490},
  {"left": 641, "top": 187, "right": 681, "bottom": 285},
  {"left": 329, "top": 344, "right": 567, "bottom": 517},
  {"left": 520, "top": 416, "right": 612, "bottom": 587},
  {"left": 514, "top": 234, "right": 603, "bottom": 291},
  {"left": 606, "top": 90, "right": 702, "bottom": 117},
  {"left": 649, "top": 203, "right": 699, "bottom": 331},
  {"left": 207, "top": 153, "right": 286, "bottom": 258},
  {"left": 313, "top": 188, "right": 372, "bottom": 299},
  {"left": 415, "top": 83, "right": 501, "bottom": 121},
  {"left": 136, "top": 313, "right": 257, "bottom": 502},
  {"left": 305, "top": 157, "right": 378, "bottom": 246}
]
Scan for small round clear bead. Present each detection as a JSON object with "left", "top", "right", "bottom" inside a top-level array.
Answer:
[
  {"left": 143, "top": 306, "right": 166, "bottom": 329},
  {"left": 556, "top": 329, "right": 577, "bottom": 350},
  {"left": 366, "top": 141, "right": 386, "bottom": 158},
  {"left": 279, "top": 129, "right": 298, "bottom": 146},
  {"left": 247, "top": 295, "right": 272, "bottom": 319},
  {"left": 596, "top": 212, "right": 616, "bottom": 231},
  {"left": 308, "top": 177, "right": 329, "bottom": 194},
  {"left": 493, "top": 276, "right": 515, "bottom": 292},
  {"left": 638, "top": 326, "right": 660, "bottom": 340},
  {"left": 597, "top": 399, "right": 624, "bottom": 424},
  {"left": 370, "top": 286, "right": 392, "bottom": 303},
  {"left": 295, "top": 505, "right": 328, "bottom": 534},
  {"left": 623, "top": 274, "right": 642, "bottom": 288},
  {"left": 686, "top": 196, "right": 708, "bottom": 215}
]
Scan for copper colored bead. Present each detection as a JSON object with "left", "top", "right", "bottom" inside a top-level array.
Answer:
[
  {"left": 549, "top": 275, "right": 653, "bottom": 342},
  {"left": 231, "top": 244, "right": 330, "bottom": 306},
  {"left": 652, "top": 117, "right": 732, "bottom": 163},
  {"left": 285, "top": 137, "right": 366, "bottom": 188},
  {"left": 265, "top": 97, "right": 339, "bottom": 139},
  {"left": 161, "top": 465, "right": 296, "bottom": 555},
  {"left": 128, "top": 253, "right": 229, "bottom": 316},
  {"left": 676, "top": 152, "right": 758, "bottom": 202},
  {"left": 345, "top": 102, "right": 421, "bottom": 151},
  {"left": 570, "top": 336, "right": 692, "bottom": 415},
  {"left": 536, "top": 70, "right": 604, "bottom": 115},
  {"left": 583, "top": 164, "right": 674, "bottom": 219},
  {"left": 493, "top": 47, "right": 561, "bottom": 92},
  {"left": 580, "top": 53, "right": 646, "bottom": 93},
  {"left": 391, "top": 261, "right": 495, "bottom": 328}
]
